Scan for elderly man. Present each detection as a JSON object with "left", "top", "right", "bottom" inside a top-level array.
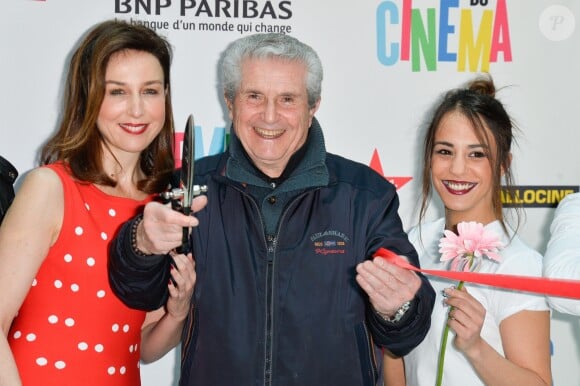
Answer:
[{"left": 109, "top": 33, "right": 435, "bottom": 385}]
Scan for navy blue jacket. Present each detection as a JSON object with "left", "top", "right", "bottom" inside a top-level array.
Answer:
[{"left": 109, "top": 123, "right": 435, "bottom": 386}]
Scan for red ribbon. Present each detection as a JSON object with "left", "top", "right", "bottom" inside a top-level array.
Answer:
[{"left": 374, "top": 247, "right": 580, "bottom": 299}]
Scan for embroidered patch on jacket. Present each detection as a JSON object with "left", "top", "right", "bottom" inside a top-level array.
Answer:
[{"left": 310, "top": 230, "right": 350, "bottom": 255}]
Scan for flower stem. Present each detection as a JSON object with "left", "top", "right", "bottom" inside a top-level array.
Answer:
[{"left": 435, "top": 281, "right": 464, "bottom": 386}]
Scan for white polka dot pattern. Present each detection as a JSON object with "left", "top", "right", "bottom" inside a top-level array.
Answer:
[{"left": 7, "top": 164, "right": 148, "bottom": 385}]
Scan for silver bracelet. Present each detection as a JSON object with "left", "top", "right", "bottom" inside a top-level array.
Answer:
[{"left": 377, "top": 300, "right": 412, "bottom": 323}]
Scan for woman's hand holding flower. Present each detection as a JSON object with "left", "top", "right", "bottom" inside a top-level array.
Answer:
[{"left": 443, "top": 285, "right": 486, "bottom": 356}]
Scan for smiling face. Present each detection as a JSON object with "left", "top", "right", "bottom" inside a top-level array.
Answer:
[
  {"left": 431, "top": 111, "right": 498, "bottom": 226},
  {"left": 226, "top": 57, "right": 320, "bottom": 178},
  {"left": 97, "top": 49, "right": 166, "bottom": 160}
]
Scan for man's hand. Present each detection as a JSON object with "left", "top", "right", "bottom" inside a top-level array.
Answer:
[
  {"left": 137, "top": 195, "right": 208, "bottom": 255},
  {"left": 356, "top": 256, "right": 421, "bottom": 318}
]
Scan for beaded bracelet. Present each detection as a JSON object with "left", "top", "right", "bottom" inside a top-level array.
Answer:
[{"left": 131, "top": 214, "right": 152, "bottom": 256}]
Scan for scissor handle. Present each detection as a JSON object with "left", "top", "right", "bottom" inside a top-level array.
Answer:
[{"left": 176, "top": 211, "right": 191, "bottom": 254}]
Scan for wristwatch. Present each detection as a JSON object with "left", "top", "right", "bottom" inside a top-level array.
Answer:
[{"left": 377, "top": 300, "right": 412, "bottom": 323}]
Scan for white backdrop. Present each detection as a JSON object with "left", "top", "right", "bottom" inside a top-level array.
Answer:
[{"left": 2, "top": 1, "right": 578, "bottom": 385}]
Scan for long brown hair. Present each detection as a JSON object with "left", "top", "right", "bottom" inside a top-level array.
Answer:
[
  {"left": 41, "top": 19, "right": 175, "bottom": 193},
  {"left": 419, "top": 74, "right": 519, "bottom": 234}
]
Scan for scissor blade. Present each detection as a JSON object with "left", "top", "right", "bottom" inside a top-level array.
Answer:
[
  {"left": 176, "top": 114, "right": 196, "bottom": 254},
  {"left": 181, "top": 114, "right": 195, "bottom": 214}
]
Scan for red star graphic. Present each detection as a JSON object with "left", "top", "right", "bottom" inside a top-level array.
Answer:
[{"left": 369, "top": 149, "right": 412, "bottom": 190}]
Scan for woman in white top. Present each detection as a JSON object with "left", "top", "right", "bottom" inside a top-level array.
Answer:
[{"left": 383, "top": 75, "right": 551, "bottom": 385}]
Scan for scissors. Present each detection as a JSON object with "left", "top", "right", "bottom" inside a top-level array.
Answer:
[{"left": 160, "top": 114, "right": 207, "bottom": 253}]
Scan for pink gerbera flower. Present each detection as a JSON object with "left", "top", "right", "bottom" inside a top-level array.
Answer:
[{"left": 438, "top": 221, "right": 503, "bottom": 272}]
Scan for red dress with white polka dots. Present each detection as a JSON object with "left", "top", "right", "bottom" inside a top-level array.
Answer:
[{"left": 9, "top": 163, "right": 150, "bottom": 385}]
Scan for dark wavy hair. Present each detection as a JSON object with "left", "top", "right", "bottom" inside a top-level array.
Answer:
[
  {"left": 419, "top": 74, "right": 519, "bottom": 234},
  {"left": 41, "top": 19, "right": 175, "bottom": 194}
]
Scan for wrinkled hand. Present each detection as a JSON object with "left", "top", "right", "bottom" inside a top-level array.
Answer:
[
  {"left": 444, "top": 286, "right": 485, "bottom": 354},
  {"left": 166, "top": 252, "right": 196, "bottom": 320},
  {"left": 356, "top": 256, "right": 421, "bottom": 317},
  {"left": 137, "top": 195, "right": 208, "bottom": 255}
]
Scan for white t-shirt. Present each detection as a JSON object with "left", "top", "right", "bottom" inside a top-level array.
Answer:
[
  {"left": 543, "top": 192, "right": 580, "bottom": 316},
  {"left": 403, "top": 219, "right": 549, "bottom": 386}
]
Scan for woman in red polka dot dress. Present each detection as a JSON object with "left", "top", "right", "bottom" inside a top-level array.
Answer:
[{"left": 0, "top": 20, "right": 199, "bottom": 385}]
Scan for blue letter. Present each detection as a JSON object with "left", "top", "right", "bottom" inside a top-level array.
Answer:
[
  {"left": 376, "top": 1, "right": 399, "bottom": 66},
  {"left": 438, "top": 0, "right": 458, "bottom": 62},
  {"left": 194, "top": 126, "right": 227, "bottom": 159}
]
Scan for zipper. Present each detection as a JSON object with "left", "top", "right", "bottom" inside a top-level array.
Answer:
[
  {"left": 263, "top": 190, "right": 315, "bottom": 386},
  {"left": 232, "top": 185, "right": 317, "bottom": 386},
  {"left": 264, "top": 234, "right": 276, "bottom": 386},
  {"left": 228, "top": 186, "right": 272, "bottom": 386}
]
